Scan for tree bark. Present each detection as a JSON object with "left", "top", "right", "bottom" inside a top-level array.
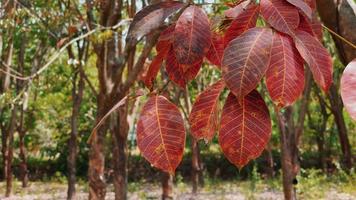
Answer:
[
  {"left": 5, "top": 105, "right": 17, "bottom": 197},
  {"left": 17, "top": 34, "right": 29, "bottom": 188},
  {"left": 111, "top": 104, "right": 129, "bottom": 200},
  {"left": 264, "top": 144, "right": 275, "bottom": 179},
  {"left": 277, "top": 70, "right": 312, "bottom": 200},
  {"left": 1, "top": 32, "right": 14, "bottom": 181},
  {"left": 276, "top": 107, "right": 298, "bottom": 200},
  {"left": 88, "top": 92, "right": 108, "bottom": 200},
  {"left": 316, "top": 0, "right": 355, "bottom": 170},
  {"left": 67, "top": 56, "right": 85, "bottom": 199},
  {"left": 310, "top": 88, "right": 330, "bottom": 172},
  {"left": 161, "top": 172, "right": 173, "bottom": 200},
  {"left": 328, "top": 84, "right": 352, "bottom": 169},
  {"left": 18, "top": 111, "right": 29, "bottom": 188}
]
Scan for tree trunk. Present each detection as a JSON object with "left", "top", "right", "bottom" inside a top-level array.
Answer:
[
  {"left": 1, "top": 31, "right": 14, "bottom": 181},
  {"left": 5, "top": 106, "right": 17, "bottom": 197},
  {"left": 88, "top": 94, "right": 108, "bottom": 200},
  {"left": 111, "top": 104, "right": 129, "bottom": 200},
  {"left": 312, "top": 88, "right": 330, "bottom": 172},
  {"left": 276, "top": 107, "right": 298, "bottom": 200},
  {"left": 316, "top": 0, "right": 355, "bottom": 170},
  {"left": 17, "top": 32, "right": 29, "bottom": 188},
  {"left": 191, "top": 138, "right": 201, "bottom": 194},
  {"left": 328, "top": 84, "right": 352, "bottom": 169},
  {"left": 161, "top": 172, "right": 173, "bottom": 200},
  {"left": 18, "top": 105, "right": 29, "bottom": 188},
  {"left": 67, "top": 64, "right": 85, "bottom": 200},
  {"left": 1, "top": 123, "right": 8, "bottom": 180},
  {"left": 264, "top": 144, "right": 275, "bottom": 179}
]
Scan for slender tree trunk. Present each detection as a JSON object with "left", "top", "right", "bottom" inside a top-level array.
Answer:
[
  {"left": 161, "top": 172, "right": 173, "bottom": 200},
  {"left": 276, "top": 107, "right": 298, "bottom": 200},
  {"left": 316, "top": 0, "right": 355, "bottom": 170},
  {"left": 18, "top": 103, "right": 29, "bottom": 188},
  {"left": 1, "top": 124, "right": 8, "bottom": 180},
  {"left": 67, "top": 62, "right": 85, "bottom": 200},
  {"left": 191, "top": 138, "right": 200, "bottom": 194},
  {"left": 111, "top": 104, "right": 129, "bottom": 200},
  {"left": 18, "top": 128, "right": 28, "bottom": 187},
  {"left": 264, "top": 144, "right": 275, "bottom": 178},
  {"left": 17, "top": 32, "right": 28, "bottom": 188},
  {"left": 1, "top": 32, "right": 14, "bottom": 181},
  {"left": 277, "top": 70, "right": 312, "bottom": 200},
  {"left": 89, "top": 93, "right": 108, "bottom": 200},
  {"left": 5, "top": 105, "right": 17, "bottom": 197},
  {"left": 328, "top": 85, "right": 352, "bottom": 169},
  {"left": 183, "top": 88, "right": 203, "bottom": 194},
  {"left": 315, "top": 88, "right": 330, "bottom": 172}
]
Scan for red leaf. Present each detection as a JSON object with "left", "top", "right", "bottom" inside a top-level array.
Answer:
[
  {"left": 224, "top": 3, "right": 260, "bottom": 46},
  {"left": 222, "top": 27, "right": 273, "bottom": 101},
  {"left": 206, "top": 33, "right": 225, "bottom": 67},
  {"left": 219, "top": 91, "right": 272, "bottom": 169},
  {"left": 286, "top": 0, "right": 312, "bottom": 19},
  {"left": 184, "top": 59, "right": 203, "bottom": 81},
  {"left": 144, "top": 56, "right": 165, "bottom": 89},
  {"left": 260, "top": 0, "right": 300, "bottom": 35},
  {"left": 266, "top": 32, "right": 305, "bottom": 108},
  {"left": 173, "top": 5, "right": 211, "bottom": 67},
  {"left": 341, "top": 59, "right": 356, "bottom": 121},
  {"left": 137, "top": 95, "right": 186, "bottom": 174},
  {"left": 128, "top": 1, "right": 185, "bottom": 40},
  {"left": 298, "top": 13, "right": 322, "bottom": 41},
  {"left": 144, "top": 26, "right": 174, "bottom": 88},
  {"left": 304, "top": 0, "right": 316, "bottom": 11},
  {"left": 156, "top": 25, "right": 175, "bottom": 52},
  {"left": 166, "top": 48, "right": 202, "bottom": 88},
  {"left": 224, "top": 0, "right": 252, "bottom": 19},
  {"left": 294, "top": 30, "right": 333, "bottom": 92},
  {"left": 189, "top": 80, "right": 225, "bottom": 142}
]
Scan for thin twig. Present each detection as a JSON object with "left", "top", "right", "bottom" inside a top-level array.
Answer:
[{"left": 322, "top": 24, "right": 356, "bottom": 50}]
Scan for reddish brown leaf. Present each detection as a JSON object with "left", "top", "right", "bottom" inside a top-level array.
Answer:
[
  {"left": 298, "top": 13, "right": 322, "bottom": 40},
  {"left": 144, "top": 26, "right": 174, "bottom": 88},
  {"left": 260, "top": 0, "right": 300, "bottom": 35},
  {"left": 206, "top": 33, "right": 225, "bottom": 67},
  {"left": 224, "top": 3, "right": 260, "bottom": 46},
  {"left": 173, "top": 5, "right": 211, "bottom": 67},
  {"left": 294, "top": 30, "right": 333, "bottom": 92},
  {"left": 266, "top": 32, "right": 305, "bottom": 108},
  {"left": 341, "top": 59, "right": 356, "bottom": 121},
  {"left": 310, "top": 16, "right": 322, "bottom": 40},
  {"left": 219, "top": 91, "right": 272, "bottom": 169},
  {"left": 189, "top": 80, "right": 225, "bottom": 142},
  {"left": 166, "top": 48, "right": 202, "bottom": 88},
  {"left": 156, "top": 25, "right": 175, "bottom": 53},
  {"left": 128, "top": 1, "right": 185, "bottom": 40},
  {"left": 144, "top": 56, "right": 165, "bottom": 88},
  {"left": 286, "top": 0, "right": 312, "bottom": 19},
  {"left": 184, "top": 59, "right": 203, "bottom": 81},
  {"left": 222, "top": 27, "right": 273, "bottom": 101},
  {"left": 304, "top": 0, "right": 316, "bottom": 10},
  {"left": 224, "top": 0, "right": 252, "bottom": 19},
  {"left": 137, "top": 95, "right": 186, "bottom": 174}
]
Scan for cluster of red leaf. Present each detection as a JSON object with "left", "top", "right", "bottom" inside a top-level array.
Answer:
[{"left": 133, "top": 0, "right": 334, "bottom": 173}]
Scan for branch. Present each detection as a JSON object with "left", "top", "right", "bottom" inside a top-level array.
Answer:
[
  {"left": 13, "top": 20, "right": 130, "bottom": 83},
  {"left": 119, "top": 32, "right": 160, "bottom": 93},
  {"left": 82, "top": 71, "right": 98, "bottom": 96},
  {"left": 322, "top": 24, "right": 356, "bottom": 50}
]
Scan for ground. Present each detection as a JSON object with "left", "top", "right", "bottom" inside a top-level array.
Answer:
[{"left": 0, "top": 176, "right": 355, "bottom": 200}]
